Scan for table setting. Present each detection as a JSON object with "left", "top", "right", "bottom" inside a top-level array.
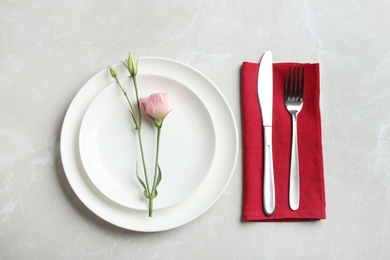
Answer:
[
  {"left": 61, "top": 50, "right": 325, "bottom": 230},
  {"left": 2, "top": 1, "right": 390, "bottom": 258}
]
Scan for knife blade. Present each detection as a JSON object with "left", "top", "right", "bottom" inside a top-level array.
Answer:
[{"left": 257, "top": 50, "right": 275, "bottom": 216}]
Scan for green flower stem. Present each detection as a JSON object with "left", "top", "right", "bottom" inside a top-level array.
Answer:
[
  {"left": 114, "top": 78, "right": 139, "bottom": 129},
  {"left": 148, "top": 197, "right": 153, "bottom": 217},
  {"left": 149, "top": 126, "right": 162, "bottom": 217},
  {"left": 131, "top": 76, "right": 153, "bottom": 207},
  {"left": 151, "top": 127, "right": 162, "bottom": 194},
  {"left": 136, "top": 128, "right": 151, "bottom": 196},
  {"left": 112, "top": 72, "right": 151, "bottom": 202},
  {"left": 132, "top": 76, "right": 142, "bottom": 128}
]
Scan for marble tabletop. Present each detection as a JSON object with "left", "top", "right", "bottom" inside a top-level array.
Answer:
[{"left": 1, "top": 0, "right": 390, "bottom": 259}]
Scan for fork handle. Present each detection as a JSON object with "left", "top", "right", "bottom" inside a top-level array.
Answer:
[
  {"left": 289, "top": 114, "right": 300, "bottom": 211},
  {"left": 263, "top": 126, "right": 275, "bottom": 216}
]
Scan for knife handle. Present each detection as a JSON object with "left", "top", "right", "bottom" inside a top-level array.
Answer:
[{"left": 263, "top": 126, "right": 275, "bottom": 216}]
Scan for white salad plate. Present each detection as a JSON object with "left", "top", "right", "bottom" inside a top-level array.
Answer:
[
  {"left": 79, "top": 73, "right": 216, "bottom": 210},
  {"left": 60, "top": 57, "right": 238, "bottom": 232}
]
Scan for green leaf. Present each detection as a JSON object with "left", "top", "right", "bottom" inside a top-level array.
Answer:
[
  {"left": 120, "top": 60, "right": 129, "bottom": 70},
  {"left": 156, "top": 164, "right": 163, "bottom": 188},
  {"left": 149, "top": 165, "right": 162, "bottom": 199},
  {"left": 151, "top": 189, "right": 158, "bottom": 199},
  {"left": 136, "top": 163, "right": 149, "bottom": 199},
  {"left": 128, "top": 109, "right": 138, "bottom": 127}
]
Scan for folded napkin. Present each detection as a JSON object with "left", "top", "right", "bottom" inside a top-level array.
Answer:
[{"left": 241, "top": 62, "right": 326, "bottom": 221}]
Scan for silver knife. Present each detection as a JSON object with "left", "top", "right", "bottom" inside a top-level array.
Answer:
[{"left": 257, "top": 51, "right": 275, "bottom": 216}]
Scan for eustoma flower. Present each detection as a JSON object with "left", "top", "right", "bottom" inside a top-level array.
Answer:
[
  {"left": 140, "top": 93, "right": 170, "bottom": 128},
  {"left": 139, "top": 93, "right": 170, "bottom": 216},
  {"left": 108, "top": 53, "right": 171, "bottom": 217}
]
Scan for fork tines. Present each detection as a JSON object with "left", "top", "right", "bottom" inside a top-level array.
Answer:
[{"left": 285, "top": 66, "right": 304, "bottom": 102}]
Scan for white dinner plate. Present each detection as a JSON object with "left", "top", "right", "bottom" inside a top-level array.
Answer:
[
  {"left": 60, "top": 57, "right": 238, "bottom": 232},
  {"left": 79, "top": 74, "right": 216, "bottom": 210}
]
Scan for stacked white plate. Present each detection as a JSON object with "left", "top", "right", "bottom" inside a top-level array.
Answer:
[{"left": 60, "top": 57, "right": 238, "bottom": 232}]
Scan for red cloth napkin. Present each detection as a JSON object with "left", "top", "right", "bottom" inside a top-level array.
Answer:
[{"left": 241, "top": 62, "right": 326, "bottom": 221}]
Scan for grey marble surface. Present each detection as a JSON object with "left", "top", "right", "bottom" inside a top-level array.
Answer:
[{"left": 1, "top": 0, "right": 390, "bottom": 259}]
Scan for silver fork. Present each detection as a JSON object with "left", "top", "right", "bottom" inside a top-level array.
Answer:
[{"left": 285, "top": 66, "right": 304, "bottom": 211}]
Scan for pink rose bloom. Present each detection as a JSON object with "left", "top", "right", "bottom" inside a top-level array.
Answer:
[{"left": 140, "top": 93, "right": 170, "bottom": 128}]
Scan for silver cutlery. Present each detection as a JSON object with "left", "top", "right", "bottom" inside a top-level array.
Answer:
[
  {"left": 257, "top": 51, "right": 275, "bottom": 215},
  {"left": 285, "top": 66, "right": 304, "bottom": 211}
]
